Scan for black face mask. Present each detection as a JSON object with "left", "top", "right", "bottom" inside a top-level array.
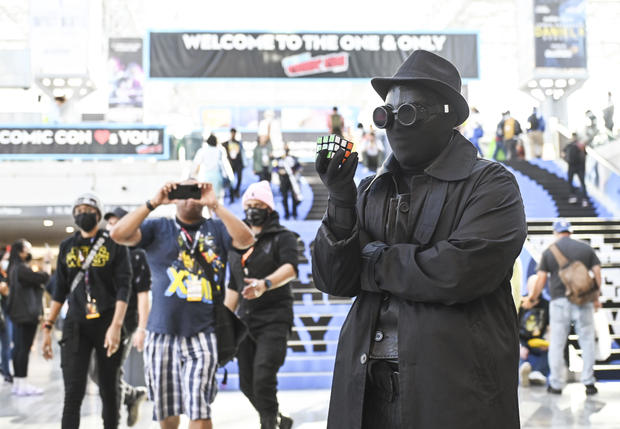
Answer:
[
  {"left": 245, "top": 208, "right": 269, "bottom": 226},
  {"left": 74, "top": 212, "right": 98, "bottom": 232},
  {"left": 384, "top": 85, "right": 455, "bottom": 170},
  {"left": 25, "top": 253, "right": 32, "bottom": 262}
]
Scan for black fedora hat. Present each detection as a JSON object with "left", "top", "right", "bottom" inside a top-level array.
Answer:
[{"left": 371, "top": 50, "right": 469, "bottom": 125}]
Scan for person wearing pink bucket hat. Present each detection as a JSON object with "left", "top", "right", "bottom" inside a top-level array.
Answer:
[
  {"left": 241, "top": 180, "right": 275, "bottom": 212},
  {"left": 225, "top": 180, "right": 297, "bottom": 429}
]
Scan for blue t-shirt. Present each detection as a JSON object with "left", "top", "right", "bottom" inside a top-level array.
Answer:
[{"left": 139, "top": 217, "right": 231, "bottom": 337}]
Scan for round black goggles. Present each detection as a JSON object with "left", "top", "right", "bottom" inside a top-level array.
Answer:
[{"left": 372, "top": 103, "right": 450, "bottom": 129}]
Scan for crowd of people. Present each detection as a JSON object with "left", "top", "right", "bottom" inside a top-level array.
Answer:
[
  {"left": 0, "top": 178, "right": 299, "bottom": 428},
  {"left": 0, "top": 49, "right": 611, "bottom": 429}
]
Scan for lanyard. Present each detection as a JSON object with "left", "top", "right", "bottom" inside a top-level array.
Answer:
[
  {"left": 77, "top": 236, "right": 97, "bottom": 303},
  {"left": 179, "top": 226, "right": 202, "bottom": 255},
  {"left": 241, "top": 246, "right": 254, "bottom": 268}
]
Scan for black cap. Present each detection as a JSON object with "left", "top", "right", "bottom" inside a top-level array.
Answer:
[{"left": 104, "top": 207, "right": 128, "bottom": 221}]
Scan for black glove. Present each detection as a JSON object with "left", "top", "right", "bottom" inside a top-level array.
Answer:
[{"left": 315, "top": 148, "right": 359, "bottom": 207}]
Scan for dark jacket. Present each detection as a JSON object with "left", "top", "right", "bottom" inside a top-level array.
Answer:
[
  {"left": 312, "top": 132, "right": 527, "bottom": 429},
  {"left": 53, "top": 230, "right": 132, "bottom": 321},
  {"left": 7, "top": 262, "right": 50, "bottom": 324},
  {"left": 228, "top": 213, "right": 298, "bottom": 332}
]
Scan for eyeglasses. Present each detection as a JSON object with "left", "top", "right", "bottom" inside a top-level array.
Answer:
[{"left": 372, "top": 103, "right": 450, "bottom": 129}]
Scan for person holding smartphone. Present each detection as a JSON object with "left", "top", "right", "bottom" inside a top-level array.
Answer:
[
  {"left": 42, "top": 192, "right": 132, "bottom": 429},
  {"left": 110, "top": 179, "right": 254, "bottom": 429}
]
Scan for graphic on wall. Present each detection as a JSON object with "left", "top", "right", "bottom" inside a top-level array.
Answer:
[
  {"left": 108, "top": 38, "right": 145, "bottom": 108},
  {"left": 149, "top": 31, "right": 479, "bottom": 79},
  {"left": 0, "top": 125, "right": 167, "bottom": 159},
  {"left": 534, "top": 0, "right": 587, "bottom": 69}
]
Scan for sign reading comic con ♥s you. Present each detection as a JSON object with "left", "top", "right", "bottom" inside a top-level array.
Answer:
[
  {"left": 148, "top": 31, "right": 479, "bottom": 79},
  {"left": 0, "top": 125, "right": 167, "bottom": 159}
]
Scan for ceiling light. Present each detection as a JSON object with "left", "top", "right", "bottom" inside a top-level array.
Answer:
[
  {"left": 527, "top": 80, "right": 538, "bottom": 88},
  {"left": 42, "top": 78, "right": 51, "bottom": 86},
  {"left": 555, "top": 79, "right": 567, "bottom": 88},
  {"left": 67, "top": 77, "right": 83, "bottom": 87},
  {"left": 43, "top": 219, "right": 54, "bottom": 227},
  {"left": 52, "top": 78, "right": 66, "bottom": 87},
  {"left": 539, "top": 79, "right": 554, "bottom": 88},
  {"left": 65, "top": 226, "right": 75, "bottom": 233}
]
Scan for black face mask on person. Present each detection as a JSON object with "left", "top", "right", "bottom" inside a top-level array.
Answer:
[
  {"left": 378, "top": 85, "right": 456, "bottom": 170},
  {"left": 74, "top": 212, "right": 99, "bottom": 232},
  {"left": 25, "top": 253, "right": 32, "bottom": 262},
  {"left": 244, "top": 207, "right": 270, "bottom": 226}
]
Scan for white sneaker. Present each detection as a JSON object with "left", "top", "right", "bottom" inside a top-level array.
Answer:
[
  {"left": 528, "top": 371, "right": 547, "bottom": 386},
  {"left": 519, "top": 362, "right": 532, "bottom": 387},
  {"left": 14, "top": 382, "right": 43, "bottom": 396},
  {"left": 22, "top": 383, "right": 43, "bottom": 396}
]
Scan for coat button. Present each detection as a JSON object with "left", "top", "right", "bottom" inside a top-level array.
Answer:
[
  {"left": 399, "top": 202, "right": 409, "bottom": 212},
  {"left": 374, "top": 330, "right": 384, "bottom": 342},
  {"left": 360, "top": 353, "right": 367, "bottom": 364}
]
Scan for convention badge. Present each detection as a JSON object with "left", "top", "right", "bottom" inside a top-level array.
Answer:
[
  {"left": 85, "top": 299, "right": 101, "bottom": 319},
  {"left": 186, "top": 276, "right": 203, "bottom": 302},
  {"left": 316, "top": 134, "right": 354, "bottom": 164}
]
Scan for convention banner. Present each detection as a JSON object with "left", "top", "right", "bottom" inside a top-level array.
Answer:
[
  {"left": 534, "top": 0, "right": 587, "bottom": 69},
  {"left": 108, "top": 38, "right": 144, "bottom": 108},
  {"left": 0, "top": 125, "right": 167, "bottom": 159},
  {"left": 149, "top": 31, "right": 479, "bottom": 79}
]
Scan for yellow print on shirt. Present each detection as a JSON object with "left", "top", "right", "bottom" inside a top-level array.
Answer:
[
  {"left": 165, "top": 267, "right": 214, "bottom": 303},
  {"left": 66, "top": 245, "right": 110, "bottom": 268}
]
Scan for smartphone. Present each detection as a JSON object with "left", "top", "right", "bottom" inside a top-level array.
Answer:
[
  {"left": 316, "top": 134, "right": 355, "bottom": 164},
  {"left": 168, "top": 184, "right": 201, "bottom": 200}
]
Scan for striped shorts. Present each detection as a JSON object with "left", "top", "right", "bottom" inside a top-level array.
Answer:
[{"left": 144, "top": 330, "right": 218, "bottom": 421}]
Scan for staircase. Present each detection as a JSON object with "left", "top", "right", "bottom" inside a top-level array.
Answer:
[
  {"left": 524, "top": 219, "right": 620, "bottom": 380},
  {"left": 505, "top": 160, "right": 598, "bottom": 217}
]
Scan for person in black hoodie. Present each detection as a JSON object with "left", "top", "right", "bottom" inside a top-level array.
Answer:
[
  {"left": 42, "top": 192, "right": 131, "bottom": 429},
  {"left": 225, "top": 180, "right": 297, "bottom": 429},
  {"left": 6, "top": 239, "right": 51, "bottom": 395}
]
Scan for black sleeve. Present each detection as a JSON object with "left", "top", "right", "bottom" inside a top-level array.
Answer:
[
  {"left": 113, "top": 243, "right": 132, "bottom": 302},
  {"left": 131, "top": 249, "right": 151, "bottom": 293},
  {"left": 227, "top": 249, "right": 244, "bottom": 293},
  {"left": 311, "top": 178, "right": 372, "bottom": 298},
  {"left": 52, "top": 241, "right": 70, "bottom": 303},
  {"left": 275, "top": 231, "right": 299, "bottom": 275},
  {"left": 17, "top": 264, "right": 50, "bottom": 287}
]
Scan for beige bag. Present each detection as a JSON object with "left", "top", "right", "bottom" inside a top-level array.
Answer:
[{"left": 549, "top": 244, "right": 599, "bottom": 305}]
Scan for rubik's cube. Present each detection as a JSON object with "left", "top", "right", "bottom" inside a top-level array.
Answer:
[{"left": 316, "top": 134, "right": 354, "bottom": 163}]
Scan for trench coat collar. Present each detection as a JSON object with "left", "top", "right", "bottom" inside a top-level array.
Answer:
[{"left": 374, "top": 131, "right": 478, "bottom": 183}]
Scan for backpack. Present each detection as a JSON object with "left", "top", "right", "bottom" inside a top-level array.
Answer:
[
  {"left": 528, "top": 114, "right": 539, "bottom": 131},
  {"left": 549, "top": 244, "right": 598, "bottom": 305},
  {"left": 331, "top": 113, "right": 342, "bottom": 131},
  {"left": 503, "top": 118, "right": 515, "bottom": 140}
]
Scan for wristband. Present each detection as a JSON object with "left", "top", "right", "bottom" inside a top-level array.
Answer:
[
  {"left": 43, "top": 321, "right": 54, "bottom": 330},
  {"left": 146, "top": 200, "right": 155, "bottom": 211},
  {"left": 264, "top": 278, "right": 272, "bottom": 289}
]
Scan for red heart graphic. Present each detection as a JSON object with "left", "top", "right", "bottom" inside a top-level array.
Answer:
[{"left": 94, "top": 129, "right": 110, "bottom": 144}]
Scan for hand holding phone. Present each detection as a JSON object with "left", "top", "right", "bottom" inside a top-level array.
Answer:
[{"left": 168, "top": 184, "right": 201, "bottom": 200}]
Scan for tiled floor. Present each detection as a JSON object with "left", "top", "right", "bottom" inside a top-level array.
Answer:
[{"left": 2, "top": 336, "right": 620, "bottom": 428}]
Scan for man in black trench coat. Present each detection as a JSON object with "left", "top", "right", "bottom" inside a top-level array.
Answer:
[{"left": 312, "top": 50, "right": 527, "bottom": 429}]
